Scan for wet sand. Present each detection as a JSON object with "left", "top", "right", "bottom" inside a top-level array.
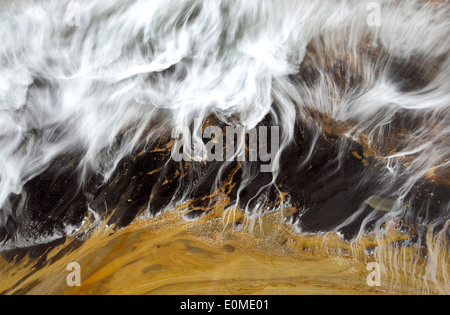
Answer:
[
  {"left": 0, "top": 115, "right": 448, "bottom": 295},
  {"left": 0, "top": 200, "right": 448, "bottom": 295},
  {"left": 0, "top": 0, "right": 448, "bottom": 295}
]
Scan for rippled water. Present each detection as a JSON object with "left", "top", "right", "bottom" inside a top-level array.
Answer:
[{"left": 0, "top": 0, "right": 448, "bottom": 295}]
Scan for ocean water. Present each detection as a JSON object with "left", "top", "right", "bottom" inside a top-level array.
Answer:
[{"left": 0, "top": 0, "right": 448, "bottom": 295}]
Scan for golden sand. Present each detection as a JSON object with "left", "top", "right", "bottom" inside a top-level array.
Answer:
[{"left": 0, "top": 196, "right": 448, "bottom": 295}]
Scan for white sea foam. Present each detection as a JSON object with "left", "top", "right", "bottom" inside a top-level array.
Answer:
[{"left": 0, "top": 0, "right": 448, "bottom": 233}]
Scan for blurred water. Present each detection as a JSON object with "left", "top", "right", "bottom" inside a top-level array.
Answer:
[{"left": 0, "top": 0, "right": 448, "bottom": 294}]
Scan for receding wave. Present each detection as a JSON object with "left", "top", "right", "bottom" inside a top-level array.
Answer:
[{"left": 0, "top": 0, "right": 448, "bottom": 295}]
